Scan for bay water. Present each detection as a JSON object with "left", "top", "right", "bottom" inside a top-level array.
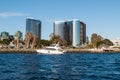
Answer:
[{"left": 0, "top": 53, "right": 120, "bottom": 80}]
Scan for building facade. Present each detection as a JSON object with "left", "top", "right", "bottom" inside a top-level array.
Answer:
[
  {"left": 54, "top": 21, "right": 65, "bottom": 39},
  {"left": 64, "top": 21, "right": 73, "bottom": 45},
  {"left": 54, "top": 21, "right": 73, "bottom": 45},
  {"left": 26, "top": 18, "right": 41, "bottom": 39},
  {"left": 80, "top": 21, "right": 86, "bottom": 45},
  {"left": 54, "top": 19, "right": 86, "bottom": 47},
  {"left": 73, "top": 20, "right": 80, "bottom": 47}
]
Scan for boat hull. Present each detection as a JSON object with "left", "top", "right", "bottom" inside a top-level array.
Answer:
[{"left": 36, "top": 49, "right": 65, "bottom": 54}]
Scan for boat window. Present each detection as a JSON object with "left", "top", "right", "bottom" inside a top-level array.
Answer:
[
  {"left": 45, "top": 48, "right": 56, "bottom": 50},
  {"left": 58, "top": 49, "right": 63, "bottom": 52},
  {"left": 50, "top": 44, "right": 56, "bottom": 47}
]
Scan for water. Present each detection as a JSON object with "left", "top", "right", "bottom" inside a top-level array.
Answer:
[{"left": 0, "top": 53, "right": 120, "bottom": 80}]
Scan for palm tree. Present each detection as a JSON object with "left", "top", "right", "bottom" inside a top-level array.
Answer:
[
  {"left": 14, "top": 31, "right": 22, "bottom": 50},
  {"left": 31, "top": 35, "right": 39, "bottom": 49},
  {"left": 50, "top": 34, "right": 60, "bottom": 44},
  {"left": 50, "top": 34, "right": 67, "bottom": 46},
  {"left": 91, "top": 33, "right": 103, "bottom": 48},
  {"left": 24, "top": 32, "right": 39, "bottom": 49},
  {"left": 24, "top": 32, "right": 33, "bottom": 49}
]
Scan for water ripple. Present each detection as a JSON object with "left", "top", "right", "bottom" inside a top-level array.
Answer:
[{"left": 0, "top": 53, "right": 120, "bottom": 80}]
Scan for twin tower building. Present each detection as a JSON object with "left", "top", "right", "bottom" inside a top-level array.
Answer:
[{"left": 26, "top": 18, "right": 86, "bottom": 47}]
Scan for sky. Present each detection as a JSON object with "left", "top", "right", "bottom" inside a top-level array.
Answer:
[{"left": 0, "top": 0, "right": 120, "bottom": 40}]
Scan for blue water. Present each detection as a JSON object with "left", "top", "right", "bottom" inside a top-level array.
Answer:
[{"left": 0, "top": 53, "right": 120, "bottom": 80}]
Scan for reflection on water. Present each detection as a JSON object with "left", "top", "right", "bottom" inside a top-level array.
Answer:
[{"left": 0, "top": 53, "right": 120, "bottom": 80}]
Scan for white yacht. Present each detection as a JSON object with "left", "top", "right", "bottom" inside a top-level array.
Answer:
[{"left": 36, "top": 44, "right": 66, "bottom": 54}]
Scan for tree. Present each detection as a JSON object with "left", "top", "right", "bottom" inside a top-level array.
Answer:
[
  {"left": 49, "top": 33, "right": 54, "bottom": 39},
  {"left": 86, "top": 43, "right": 94, "bottom": 49},
  {"left": 31, "top": 35, "right": 39, "bottom": 49},
  {"left": 1, "top": 32, "right": 9, "bottom": 40},
  {"left": 0, "top": 39, "right": 10, "bottom": 49},
  {"left": 50, "top": 34, "right": 67, "bottom": 46},
  {"left": 14, "top": 31, "right": 22, "bottom": 49},
  {"left": 24, "top": 32, "right": 39, "bottom": 49},
  {"left": 91, "top": 33, "right": 103, "bottom": 48},
  {"left": 2, "top": 39, "right": 10, "bottom": 45},
  {"left": 102, "top": 39, "right": 113, "bottom": 46},
  {"left": 24, "top": 32, "right": 33, "bottom": 49},
  {"left": 58, "top": 38, "right": 67, "bottom": 47},
  {"left": 38, "top": 39, "right": 50, "bottom": 48},
  {"left": 50, "top": 34, "right": 60, "bottom": 44}
]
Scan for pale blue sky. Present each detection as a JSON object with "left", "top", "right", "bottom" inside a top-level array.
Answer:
[{"left": 0, "top": 0, "right": 120, "bottom": 40}]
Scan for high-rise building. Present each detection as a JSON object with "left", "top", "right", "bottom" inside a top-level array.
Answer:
[
  {"left": 26, "top": 18, "right": 41, "bottom": 39},
  {"left": 73, "top": 20, "right": 80, "bottom": 47},
  {"left": 54, "top": 19, "right": 86, "bottom": 47},
  {"left": 54, "top": 21, "right": 65, "bottom": 39},
  {"left": 54, "top": 21, "right": 73, "bottom": 45},
  {"left": 64, "top": 21, "right": 73, "bottom": 45},
  {"left": 80, "top": 21, "right": 86, "bottom": 45}
]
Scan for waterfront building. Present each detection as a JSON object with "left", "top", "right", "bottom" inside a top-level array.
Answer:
[
  {"left": 54, "top": 21, "right": 65, "bottom": 39},
  {"left": 54, "top": 21, "right": 73, "bottom": 45},
  {"left": 64, "top": 21, "right": 73, "bottom": 45},
  {"left": 73, "top": 19, "right": 80, "bottom": 47},
  {"left": 111, "top": 38, "right": 120, "bottom": 47},
  {"left": 54, "top": 19, "right": 86, "bottom": 47},
  {"left": 80, "top": 21, "right": 86, "bottom": 45},
  {"left": 0, "top": 31, "right": 9, "bottom": 40},
  {"left": 26, "top": 18, "right": 41, "bottom": 39}
]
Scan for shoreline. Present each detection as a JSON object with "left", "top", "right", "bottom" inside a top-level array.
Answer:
[
  {"left": 66, "top": 48, "right": 120, "bottom": 53},
  {"left": 0, "top": 48, "right": 120, "bottom": 53},
  {"left": 0, "top": 49, "right": 37, "bottom": 53}
]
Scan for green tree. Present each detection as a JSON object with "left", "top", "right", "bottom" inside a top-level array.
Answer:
[
  {"left": 86, "top": 43, "right": 94, "bottom": 49},
  {"left": 102, "top": 39, "right": 113, "bottom": 46},
  {"left": 14, "top": 31, "right": 22, "bottom": 49},
  {"left": 0, "top": 39, "right": 10, "bottom": 48},
  {"left": 14, "top": 31, "right": 22, "bottom": 40},
  {"left": 50, "top": 34, "right": 67, "bottom": 46},
  {"left": 91, "top": 33, "right": 103, "bottom": 48},
  {"left": 2, "top": 39, "right": 10, "bottom": 45},
  {"left": 50, "top": 34, "right": 60, "bottom": 44},
  {"left": 0, "top": 41, "right": 2, "bottom": 45},
  {"left": 38, "top": 39, "right": 50, "bottom": 48}
]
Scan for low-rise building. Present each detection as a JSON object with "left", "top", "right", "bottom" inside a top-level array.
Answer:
[{"left": 111, "top": 38, "right": 120, "bottom": 47}]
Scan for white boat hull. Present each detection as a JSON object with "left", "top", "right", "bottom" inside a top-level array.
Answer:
[
  {"left": 36, "top": 49, "right": 65, "bottom": 54},
  {"left": 36, "top": 43, "right": 66, "bottom": 54}
]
